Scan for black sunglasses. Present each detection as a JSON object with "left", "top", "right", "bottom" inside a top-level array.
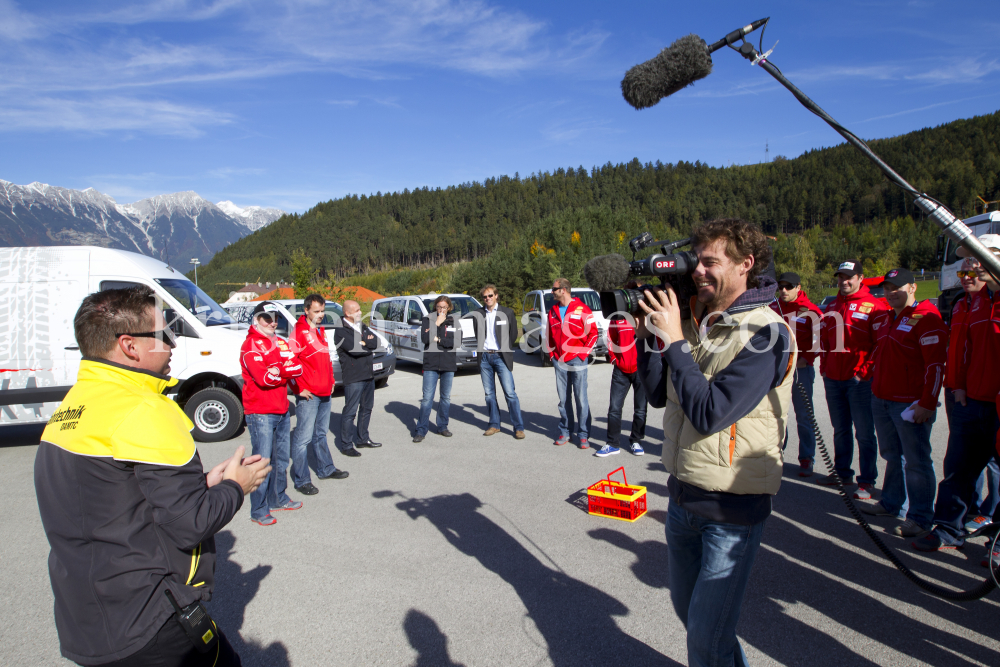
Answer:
[
  {"left": 116, "top": 328, "right": 177, "bottom": 349},
  {"left": 256, "top": 313, "right": 276, "bottom": 325}
]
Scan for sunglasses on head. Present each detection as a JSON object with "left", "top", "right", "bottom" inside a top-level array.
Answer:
[
  {"left": 116, "top": 328, "right": 177, "bottom": 349},
  {"left": 957, "top": 270, "right": 979, "bottom": 279}
]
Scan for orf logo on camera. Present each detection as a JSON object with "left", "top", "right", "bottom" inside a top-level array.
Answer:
[{"left": 655, "top": 260, "right": 676, "bottom": 269}]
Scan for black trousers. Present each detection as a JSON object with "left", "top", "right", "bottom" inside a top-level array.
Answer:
[
  {"left": 606, "top": 365, "right": 647, "bottom": 445},
  {"left": 341, "top": 379, "right": 375, "bottom": 447},
  {"left": 94, "top": 615, "right": 241, "bottom": 667}
]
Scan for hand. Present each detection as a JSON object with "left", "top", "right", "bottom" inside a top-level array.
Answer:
[
  {"left": 267, "top": 366, "right": 280, "bottom": 378},
  {"left": 436, "top": 313, "right": 446, "bottom": 326},
  {"left": 221, "top": 445, "right": 272, "bottom": 495},
  {"left": 298, "top": 389, "right": 314, "bottom": 401},
  {"left": 796, "top": 358, "right": 808, "bottom": 369},
  {"left": 912, "top": 405, "right": 935, "bottom": 424},
  {"left": 954, "top": 389, "right": 967, "bottom": 407},
  {"left": 206, "top": 446, "right": 264, "bottom": 488},
  {"left": 637, "top": 287, "right": 683, "bottom": 346}
]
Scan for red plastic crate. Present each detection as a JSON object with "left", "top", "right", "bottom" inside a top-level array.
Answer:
[{"left": 587, "top": 467, "right": 647, "bottom": 522}]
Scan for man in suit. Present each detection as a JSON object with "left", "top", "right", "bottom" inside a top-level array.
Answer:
[
  {"left": 470, "top": 284, "right": 525, "bottom": 439},
  {"left": 333, "top": 300, "right": 382, "bottom": 457}
]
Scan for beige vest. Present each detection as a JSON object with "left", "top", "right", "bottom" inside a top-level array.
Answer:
[{"left": 661, "top": 302, "right": 797, "bottom": 495}]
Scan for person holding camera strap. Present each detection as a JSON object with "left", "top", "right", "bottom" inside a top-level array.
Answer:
[{"left": 636, "top": 219, "right": 795, "bottom": 667}]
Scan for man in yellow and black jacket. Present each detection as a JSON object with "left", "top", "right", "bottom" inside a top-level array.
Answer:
[{"left": 34, "top": 286, "right": 270, "bottom": 666}]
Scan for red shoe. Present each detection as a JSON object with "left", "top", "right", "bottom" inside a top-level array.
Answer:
[
  {"left": 853, "top": 483, "right": 875, "bottom": 501},
  {"left": 252, "top": 514, "right": 277, "bottom": 526}
]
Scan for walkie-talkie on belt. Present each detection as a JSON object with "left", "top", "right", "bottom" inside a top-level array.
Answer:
[{"left": 164, "top": 589, "right": 218, "bottom": 653}]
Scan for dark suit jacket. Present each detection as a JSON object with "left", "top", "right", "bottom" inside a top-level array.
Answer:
[
  {"left": 332, "top": 322, "right": 380, "bottom": 385},
  {"left": 468, "top": 305, "right": 519, "bottom": 371},
  {"left": 420, "top": 315, "right": 457, "bottom": 372}
]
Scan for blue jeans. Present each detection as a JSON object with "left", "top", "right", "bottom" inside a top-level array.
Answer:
[
  {"left": 479, "top": 352, "right": 524, "bottom": 431},
  {"left": 823, "top": 377, "right": 878, "bottom": 484},
  {"left": 943, "top": 393, "right": 1000, "bottom": 518},
  {"left": 341, "top": 379, "right": 374, "bottom": 447},
  {"left": 871, "top": 397, "right": 937, "bottom": 527},
  {"left": 933, "top": 398, "right": 1000, "bottom": 539},
  {"left": 246, "top": 411, "right": 293, "bottom": 520},
  {"left": 554, "top": 357, "right": 591, "bottom": 440},
  {"left": 415, "top": 370, "right": 454, "bottom": 436},
  {"left": 666, "top": 501, "right": 764, "bottom": 667},
  {"left": 606, "top": 365, "right": 646, "bottom": 445},
  {"left": 786, "top": 366, "right": 816, "bottom": 463},
  {"left": 290, "top": 394, "right": 338, "bottom": 486}
]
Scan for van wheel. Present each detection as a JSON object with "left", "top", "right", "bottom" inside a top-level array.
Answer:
[
  {"left": 375, "top": 377, "right": 389, "bottom": 389},
  {"left": 185, "top": 387, "right": 243, "bottom": 442}
]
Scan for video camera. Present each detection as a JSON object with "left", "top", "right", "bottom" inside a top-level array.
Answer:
[{"left": 585, "top": 232, "right": 698, "bottom": 320}]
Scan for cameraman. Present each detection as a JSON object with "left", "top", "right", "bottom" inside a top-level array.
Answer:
[{"left": 636, "top": 219, "right": 795, "bottom": 667}]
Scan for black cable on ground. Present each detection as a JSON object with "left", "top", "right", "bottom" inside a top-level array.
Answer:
[{"left": 795, "top": 382, "right": 998, "bottom": 601}]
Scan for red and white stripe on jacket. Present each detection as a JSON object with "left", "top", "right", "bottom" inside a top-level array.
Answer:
[
  {"left": 869, "top": 299, "right": 947, "bottom": 410},
  {"left": 290, "top": 315, "right": 334, "bottom": 396},
  {"left": 954, "top": 289, "right": 1000, "bottom": 403},
  {"left": 769, "top": 288, "right": 823, "bottom": 365},
  {"left": 819, "top": 285, "right": 889, "bottom": 381},
  {"left": 547, "top": 297, "right": 598, "bottom": 363},
  {"left": 607, "top": 319, "right": 638, "bottom": 373},
  {"left": 241, "top": 326, "right": 302, "bottom": 414}
]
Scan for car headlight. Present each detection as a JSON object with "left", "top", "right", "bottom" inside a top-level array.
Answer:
[{"left": 385, "top": 343, "right": 393, "bottom": 355}]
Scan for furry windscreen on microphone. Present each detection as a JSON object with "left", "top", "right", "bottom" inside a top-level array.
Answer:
[
  {"left": 584, "top": 254, "right": 631, "bottom": 292},
  {"left": 621, "top": 34, "right": 713, "bottom": 110}
]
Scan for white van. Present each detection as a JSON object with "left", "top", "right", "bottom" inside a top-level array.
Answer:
[
  {"left": 223, "top": 298, "right": 396, "bottom": 387},
  {"left": 2, "top": 246, "right": 256, "bottom": 442},
  {"left": 521, "top": 287, "right": 608, "bottom": 366},
  {"left": 370, "top": 293, "right": 482, "bottom": 368}
]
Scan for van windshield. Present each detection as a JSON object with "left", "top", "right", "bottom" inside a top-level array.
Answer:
[
  {"left": 421, "top": 296, "right": 482, "bottom": 316},
  {"left": 155, "top": 278, "right": 236, "bottom": 326}
]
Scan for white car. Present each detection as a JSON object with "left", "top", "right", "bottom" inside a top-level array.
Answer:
[
  {"left": 521, "top": 287, "right": 608, "bottom": 366},
  {"left": 370, "top": 293, "right": 482, "bottom": 368}
]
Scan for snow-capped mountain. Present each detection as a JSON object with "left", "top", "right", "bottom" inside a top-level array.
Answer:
[{"left": 0, "top": 180, "right": 285, "bottom": 263}]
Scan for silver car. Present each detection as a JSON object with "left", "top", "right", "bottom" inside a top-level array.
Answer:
[{"left": 370, "top": 293, "right": 482, "bottom": 369}]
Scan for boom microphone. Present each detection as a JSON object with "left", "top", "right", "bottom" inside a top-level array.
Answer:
[{"left": 584, "top": 254, "right": 631, "bottom": 292}]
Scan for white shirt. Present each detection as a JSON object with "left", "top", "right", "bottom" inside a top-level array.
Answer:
[
  {"left": 485, "top": 304, "right": 500, "bottom": 351},
  {"left": 349, "top": 319, "right": 362, "bottom": 333}
]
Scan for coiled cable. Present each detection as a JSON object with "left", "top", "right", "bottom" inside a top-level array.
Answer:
[{"left": 796, "top": 381, "right": 998, "bottom": 601}]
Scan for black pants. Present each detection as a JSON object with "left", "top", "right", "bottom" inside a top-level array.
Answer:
[
  {"left": 606, "top": 365, "right": 647, "bottom": 445},
  {"left": 341, "top": 379, "right": 375, "bottom": 447},
  {"left": 95, "top": 616, "right": 241, "bottom": 667}
]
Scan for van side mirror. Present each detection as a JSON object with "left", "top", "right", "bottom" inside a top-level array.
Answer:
[
  {"left": 408, "top": 317, "right": 422, "bottom": 326},
  {"left": 173, "top": 317, "right": 201, "bottom": 339}
]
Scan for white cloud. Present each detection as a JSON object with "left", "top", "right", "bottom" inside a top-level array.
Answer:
[{"left": 907, "top": 57, "right": 1000, "bottom": 83}]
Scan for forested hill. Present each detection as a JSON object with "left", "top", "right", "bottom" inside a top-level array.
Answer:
[{"left": 197, "top": 110, "right": 999, "bottom": 302}]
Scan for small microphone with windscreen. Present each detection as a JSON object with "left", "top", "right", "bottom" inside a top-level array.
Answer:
[
  {"left": 584, "top": 254, "right": 632, "bottom": 293},
  {"left": 621, "top": 34, "right": 713, "bottom": 110}
]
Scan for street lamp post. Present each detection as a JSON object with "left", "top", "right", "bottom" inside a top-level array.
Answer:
[{"left": 190, "top": 258, "right": 200, "bottom": 286}]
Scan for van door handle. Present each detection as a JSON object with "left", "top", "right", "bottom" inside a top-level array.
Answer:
[{"left": 65, "top": 346, "right": 80, "bottom": 350}]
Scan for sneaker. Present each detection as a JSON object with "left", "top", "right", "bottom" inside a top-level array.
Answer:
[
  {"left": 294, "top": 483, "right": 319, "bottom": 496},
  {"left": 514, "top": 431, "right": 526, "bottom": 440},
  {"left": 553, "top": 435, "right": 570, "bottom": 446},
  {"left": 318, "top": 470, "right": 349, "bottom": 480},
  {"left": 964, "top": 515, "right": 993, "bottom": 534},
  {"left": 912, "top": 528, "right": 964, "bottom": 552},
  {"left": 859, "top": 501, "right": 896, "bottom": 517},
  {"left": 890, "top": 519, "right": 930, "bottom": 538},
  {"left": 251, "top": 514, "right": 277, "bottom": 526},
  {"left": 629, "top": 442, "right": 645, "bottom": 456},
  {"left": 412, "top": 435, "right": 425, "bottom": 443},
  {"left": 853, "top": 483, "right": 875, "bottom": 501},
  {"left": 271, "top": 499, "right": 303, "bottom": 512},
  {"left": 981, "top": 546, "right": 1000, "bottom": 568},
  {"left": 595, "top": 445, "right": 620, "bottom": 458},
  {"left": 798, "top": 459, "right": 814, "bottom": 477},
  {"left": 817, "top": 472, "right": 852, "bottom": 486},
  {"left": 578, "top": 438, "right": 590, "bottom": 450},
  {"left": 483, "top": 427, "right": 501, "bottom": 436},
  {"left": 438, "top": 429, "right": 453, "bottom": 437}
]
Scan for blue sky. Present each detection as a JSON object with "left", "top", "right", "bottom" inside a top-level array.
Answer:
[{"left": 1, "top": 1, "right": 998, "bottom": 213}]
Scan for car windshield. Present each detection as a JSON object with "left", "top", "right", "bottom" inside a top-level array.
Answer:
[
  {"left": 155, "top": 278, "right": 235, "bottom": 326},
  {"left": 868, "top": 285, "right": 884, "bottom": 298},
  {"left": 543, "top": 290, "right": 601, "bottom": 313},
  {"left": 422, "top": 296, "right": 482, "bottom": 316}
]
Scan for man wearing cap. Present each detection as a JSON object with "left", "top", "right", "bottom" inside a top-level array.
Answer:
[
  {"left": 941, "top": 257, "right": 999, "bottom": 532},
  {"left": 333, "top": 300, "right": 382, "bottom": 456},
  {"left": 858, "top": 269, "right": 946, "bottom": 538},
  {"left": 241, "top": 301, "right": 304, "bottom": 526},
  {"left": 770, "top": 272, "right": 823, "bottom": 476},
  {"left": 289, "top": 294, "right": 349, "bottom": 497},
  {"left": 819, "top": 260, "right": 888, "bottom": 499},
  {"left": 915, "top": 234, "right": 1000, "bottom": 563}
]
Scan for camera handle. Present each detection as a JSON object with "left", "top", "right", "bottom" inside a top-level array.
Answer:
[{"left": 794, "top": 381, "right": 999, "bottom": 601}]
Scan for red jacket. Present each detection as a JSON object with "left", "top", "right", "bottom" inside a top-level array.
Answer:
[
  {"left": 769, "top": 289, "right": 823, "bottom": 364},
  {"left": 547, "top": 297, "right": 598, "bottom": 363},
  {"left": 290, "top": 315, "right": 334, "bottom": 396},
  {"left": 819, "top": 286, "right": 888, "bottom": 381},
  {"left": 869, "top": 300, "right": 947, "bottom": 410},
  {"left": 956, "top": 289, "right": 1000, "bottom": 402},
  {"left": 607, "top": 319, "right": 638, "bottom": 373},
  {"left": 240, "top": 326, "right": 302, "bottom": 414},
  {"left": 943, "top": 291, "right": 977, "bottom": 390}
]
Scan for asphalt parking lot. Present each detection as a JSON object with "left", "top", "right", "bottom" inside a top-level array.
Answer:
[{"left": 3, "top": 352, "right": 999, "bottom": 666}]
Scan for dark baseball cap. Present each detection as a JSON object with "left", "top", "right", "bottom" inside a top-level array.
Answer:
[
  {"left": 777, "top": 272, "right": 801, "bottom": 287},
  {"left": 834, "top": 260, "right": 862, "bottom": 277},
  {"left": 881, "top": 268, "right": 915, "bottom": 288},
  {"left": 251, "top": 301, "right": 281, "bottom": 319}
]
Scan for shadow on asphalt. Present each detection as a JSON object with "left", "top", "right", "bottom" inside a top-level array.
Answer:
[
  {"left": 404, "top": 608, "right": 467, "bottom": 667},
  {"left": 375, "top": 489, "right": 683, "bottom": 666},
  {"left": 212, "top": 531, "right": 290, "bottom": 667}
]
